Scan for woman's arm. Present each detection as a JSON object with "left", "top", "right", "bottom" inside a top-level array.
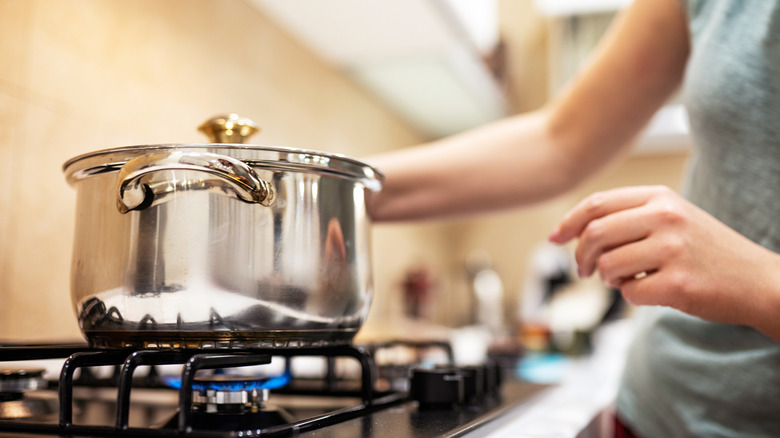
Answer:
[{"left": 367, "top": 0, "right": 690, "bottom": 222}]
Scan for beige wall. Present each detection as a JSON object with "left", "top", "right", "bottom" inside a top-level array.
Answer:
[
  {"left": 0, "top": 0, "right": 435, "bottom": 341},
  {"left": 0, "top": 0, "right": 690, "bottom": 343}
]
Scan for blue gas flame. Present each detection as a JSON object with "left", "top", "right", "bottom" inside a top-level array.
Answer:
[{"left": 164, "top": 372, "right": 292, "bottom": 391}]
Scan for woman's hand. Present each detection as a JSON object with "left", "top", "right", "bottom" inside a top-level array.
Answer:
[{"left": 549, "top": 186, "right": 780, "bottom": 336}]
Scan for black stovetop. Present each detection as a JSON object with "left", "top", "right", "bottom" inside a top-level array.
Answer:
[{"left": 0, "top": 343, "right": 547, "bottom": 437}]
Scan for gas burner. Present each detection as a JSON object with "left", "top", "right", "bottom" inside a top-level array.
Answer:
[
  {"left": 0, "top": 369, "right": 57, "bottom": 420},
  {"left": 0, "top": 369, "right": 46, "bottom": 399},
  {"left": 192, "top": 375, "right": 283, "bottom": 413},
  {"left": 185, "top": 373, "right": 298, "bottom": 430}
]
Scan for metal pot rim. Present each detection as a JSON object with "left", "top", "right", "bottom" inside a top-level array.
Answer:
[{"left": 63, "top": 143, "right": 384, "bottom": 190}]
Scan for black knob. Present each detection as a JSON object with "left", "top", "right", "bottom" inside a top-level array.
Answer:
[
  {"left": 459, "top": 365, "right": 485, "bottom": 403},
  {"left": 410, "top": 368, "right": 464, "bottom": 410},
  {"left": 483, "top": 360, "right": 500, "bottom": 394},
  {"left": 494, "top": 361, "right": 504, "bottom": 388}
]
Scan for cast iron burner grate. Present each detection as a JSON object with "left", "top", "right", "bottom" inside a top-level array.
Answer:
[{"left": 0, "top": 344, "right": 406, "bottom": 437}]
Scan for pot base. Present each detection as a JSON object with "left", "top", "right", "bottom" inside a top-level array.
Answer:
[{"left": 83, "top": 329, "right": 358, "bottom": 349}]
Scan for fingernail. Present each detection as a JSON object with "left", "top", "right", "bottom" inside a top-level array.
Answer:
[{"left": 548, "top": 228, "right": 561, "bottom": 243}]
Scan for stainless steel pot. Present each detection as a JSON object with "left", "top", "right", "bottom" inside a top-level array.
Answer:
[{"left": 62, "top": 114, "right": 383, "bottom": 349}]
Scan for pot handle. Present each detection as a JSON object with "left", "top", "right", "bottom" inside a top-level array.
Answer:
[{"left": 116, "top": 151, "right": 275, "bottom": 213}]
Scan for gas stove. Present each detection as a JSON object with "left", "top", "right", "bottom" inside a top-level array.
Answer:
[{"left": 0, "top": 341, "right": 546, "bottom": 437}]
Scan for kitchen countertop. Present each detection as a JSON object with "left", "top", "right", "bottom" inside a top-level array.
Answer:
[{"left": 466, "top": 317, "right": 636, "bottom": 438}]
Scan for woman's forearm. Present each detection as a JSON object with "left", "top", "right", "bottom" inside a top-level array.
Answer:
[{"left": 366, "top": 109, "right": 587, "bottom": 221}]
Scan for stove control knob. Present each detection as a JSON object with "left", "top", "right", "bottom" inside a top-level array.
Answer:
[
  {"left": 410, "top": 368, "right": 464, "bottom": 410},
  {"left": 459, "top": 365, "right": 486, "bottom": 403},
  {"left": 483, "top": 361, "right": 500, "bottom": 394}
]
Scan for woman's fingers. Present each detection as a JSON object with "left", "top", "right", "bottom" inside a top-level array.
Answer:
[
  {"left": 573, "top": 206, "right": 654, "bottom": 277},
  {"left": 549, "top": 186, "right": 664, "bottom": 244},
  {"left": 551, "top": 185, "right": 687, "bottom": 286},
  {"left": 594, "top": 239, "right": 664, "bottom": 289}
]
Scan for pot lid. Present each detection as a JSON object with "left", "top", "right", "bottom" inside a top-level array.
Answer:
[{"left": 63, "top": 114, "right": 383, "bottom": 191}]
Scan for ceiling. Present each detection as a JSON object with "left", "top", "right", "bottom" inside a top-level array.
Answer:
[{"left": 249, "top": 0, "right": 506, "bottom": 139}]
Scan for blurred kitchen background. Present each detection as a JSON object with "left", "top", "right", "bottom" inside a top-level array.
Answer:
[{"left": 0, "top": 0, "right": 688, "bottom": 346}]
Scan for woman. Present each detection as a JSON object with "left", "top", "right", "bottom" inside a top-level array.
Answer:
[{"left": 367, "top": 0, "right": 780, "bottom": 436}]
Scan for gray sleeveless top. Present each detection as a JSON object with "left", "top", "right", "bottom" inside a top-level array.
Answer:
[{"left": 616, "top": 1, "right": 780, "bottom": 437}]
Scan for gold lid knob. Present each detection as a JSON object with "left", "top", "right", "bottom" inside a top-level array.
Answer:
[{"left": 198, "top": 113, "right": 260, "bottom": 143}]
